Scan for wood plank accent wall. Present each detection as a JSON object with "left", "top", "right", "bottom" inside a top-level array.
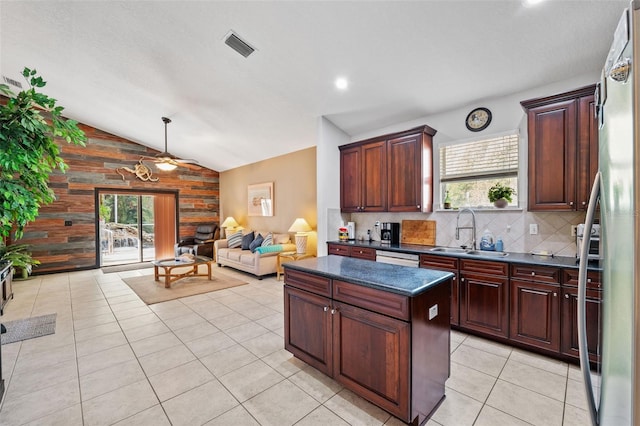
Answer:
[{"left": 16, "top": 123, "right": 220, "bottom": 274}]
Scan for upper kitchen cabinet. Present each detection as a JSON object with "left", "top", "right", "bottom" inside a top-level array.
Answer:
[
  {"left": 521, "top": 85, "right": 598, "bottom": 211},
  {"left": 340, "top": 125, "right": 436, "bottom": 213}
]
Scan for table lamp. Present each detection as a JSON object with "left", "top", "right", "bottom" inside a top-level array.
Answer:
[
  {"left": 220, "top": 216, "right": 240, "bottom": 236},
  {"left": 288, "top": 218, "right": 312, "bottom": 254}
]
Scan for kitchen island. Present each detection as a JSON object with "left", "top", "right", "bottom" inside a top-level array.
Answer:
[{"left": 283, "top": 255, "right": 453, "bottom": 425}]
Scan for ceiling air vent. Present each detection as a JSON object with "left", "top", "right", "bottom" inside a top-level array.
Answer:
[
  {"left": 224, "top": 32, "right": 255, "bottom": 58},
  {"left": 2, "top": 75, "right": 23, "bottom": 90}
]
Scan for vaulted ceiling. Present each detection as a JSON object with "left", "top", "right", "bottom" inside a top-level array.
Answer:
[{"left": 0, "top": 1, "right": 628, "bottom": 171}]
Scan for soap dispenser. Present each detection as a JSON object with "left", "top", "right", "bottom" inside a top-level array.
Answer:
[
  {"left": 496, "top": 236, "right": 504, "bottom": 252},
  {"left": 480, "top": 229, "right": 495, "bottom": 251}
]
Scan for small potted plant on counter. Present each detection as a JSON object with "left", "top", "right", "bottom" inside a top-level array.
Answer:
[{"left": 488, "top": 183, "right": 515, "bottom": 208}]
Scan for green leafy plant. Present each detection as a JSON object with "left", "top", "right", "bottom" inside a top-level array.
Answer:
[
  {"left": 488, "top": 182, "right": 515, "bottom": 203},
  {"left": 0, "top": 242, "right": 40, "bottom": 276},
  {"left": 0, "top": 67, "right": 87, "bottom": 240}
]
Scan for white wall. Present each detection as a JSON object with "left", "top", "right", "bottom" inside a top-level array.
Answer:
[
  {"left": 318, "top": 72, "right": 601, "bottom": 257},
  {"left": 316, "top": 117, "right": 350, "bottom": 256}
]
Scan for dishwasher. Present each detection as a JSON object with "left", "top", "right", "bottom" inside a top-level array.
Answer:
[{"left": 375, "top": 250, "right": 419, "bottom": 268}]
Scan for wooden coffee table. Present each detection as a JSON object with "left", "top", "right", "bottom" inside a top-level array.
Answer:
[{"left": 151, "top": 256, "right": 213, "bottom": 288}]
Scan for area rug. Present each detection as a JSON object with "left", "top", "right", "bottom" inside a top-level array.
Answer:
[
  {"left": 1, "top": 313, "right": 57, "bottom": 345},
  {"left": 123, "top": 273, "right": 248, "bottom": 305}
]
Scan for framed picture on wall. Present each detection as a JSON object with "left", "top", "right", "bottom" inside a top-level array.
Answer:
[{"left": 247, "top": 182, "right": 274, "bottom": 216}]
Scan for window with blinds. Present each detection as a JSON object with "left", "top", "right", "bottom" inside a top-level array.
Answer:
[{"left": 439, "top": 133, "right": 519, "bottom": 208}]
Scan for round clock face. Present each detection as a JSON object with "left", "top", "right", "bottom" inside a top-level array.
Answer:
[{"left": 466, "top": 107, "right": 492, "bottom": 132}]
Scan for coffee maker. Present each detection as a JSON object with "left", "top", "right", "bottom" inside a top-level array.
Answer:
[{"left": 380, "top": 222, "right": 400, "bottom": 244}]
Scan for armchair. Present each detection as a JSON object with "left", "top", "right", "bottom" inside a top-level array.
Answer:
[{"left": 174, "top": 224, "right": 220, "bottom": 259}]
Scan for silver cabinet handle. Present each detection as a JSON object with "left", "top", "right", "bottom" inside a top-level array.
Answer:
[
  {"left": 331, "top": 308, "right": 336, "bottom": 314},
  {"left": 553, "top": 292, "right": 557, "bottom": 297},
  {"left": 565, "top": 294, "right": 570, "bottom": 299},
  {"left": 324, "top": 306, "right": 329, "bottom": 312},
  {"left": 417, "top": 205, "right": 420, "bottom": 209},
  {"left": 582, "top": 201, "right": 587, "bottom": 206},
  {"left": 531, "top": 271, "right": 536, "bottom": 276},
  {"left": 570, "top": 201, "right": 574, "bottom": 206}
]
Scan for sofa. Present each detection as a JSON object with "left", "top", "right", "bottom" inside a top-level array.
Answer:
[{"left": 214, "top": 230, "right": 296, "bottom": 279}]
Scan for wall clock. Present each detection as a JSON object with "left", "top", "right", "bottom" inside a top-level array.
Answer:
[{"left": 465, "top": 107, "right": 492, "bottom": 132}]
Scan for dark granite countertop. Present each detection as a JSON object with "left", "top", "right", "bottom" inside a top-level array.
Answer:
[
  {"left": 328, "top": 240, "right": 602, "bottom": 271},
  {"left": 283, "top": 255, "right": 454, "bottom": 297}
]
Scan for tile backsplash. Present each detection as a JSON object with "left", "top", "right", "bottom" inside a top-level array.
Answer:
[{"left": 345, "top": 209, "right": 586, "bottom": 258}]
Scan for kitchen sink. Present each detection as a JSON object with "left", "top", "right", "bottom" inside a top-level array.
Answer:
[
  {"left": 429, "top": 247, "right": 467, "bottom": 254},
  {"left": 465, "top": 250, "right": 509, "bottom": 257}
]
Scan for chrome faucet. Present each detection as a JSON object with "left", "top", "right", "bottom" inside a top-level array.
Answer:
[{"left": 456, "top": 208, "right": 477, "bottom": 250}]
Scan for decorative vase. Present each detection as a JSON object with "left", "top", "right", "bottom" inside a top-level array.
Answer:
[{"left": 493, "top": 199, "right": 508, "bottom": 208}]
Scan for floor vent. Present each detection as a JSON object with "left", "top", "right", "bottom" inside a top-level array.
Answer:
[
  {"left": 224, "top": 32, "right": 256, "bottom": 58},
  {"left": 2, "top": 75, "right": 23, "bottom": 89}
]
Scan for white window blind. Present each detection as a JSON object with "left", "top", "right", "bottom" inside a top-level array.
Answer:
[{"left": 440, "top": 134, "right": 519, "bottom": 182}]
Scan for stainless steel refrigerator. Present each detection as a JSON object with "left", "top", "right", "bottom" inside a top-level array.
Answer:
[{"left": 579, "top": 2, "right": 640, "bottom": 425}]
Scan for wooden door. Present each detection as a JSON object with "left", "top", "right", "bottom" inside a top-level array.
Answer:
[
  {"left": 361, "top": 141, "right": 387, "bottom": 212},
  {"left": 561, "top": 287, "right": 602, "bottom": 363},
  {"left": 340, "top": 145, "right": 361, "bottom": 212},
  {"left": 332, "top": 301, "right": 410, "bottom": 421},
  {"left": 387, "top": 133, "right": 422, "bottom": 212},
  {"left": 420, "top": 254, "right": 459, "bottom": 325},
  {"left": 527, "top": 99, "right": 577, "bottom": 211},
  {"left": 284, "top": 286, "right": 332, "bottom": 375},
  {"left": 459, "top": 272, "right": 509, "bottom": 338},
  {"left": 510, "top": 280, "right": 561, "bottom": 351}
]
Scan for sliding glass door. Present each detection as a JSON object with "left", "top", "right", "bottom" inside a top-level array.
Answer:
[{"left": 97, "top": 190, "right": 177, "bottom": 267}]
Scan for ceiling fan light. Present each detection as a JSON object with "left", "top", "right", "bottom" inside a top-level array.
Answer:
[{"left": 155, "top": 162, "right": 178, "bottom": 171}]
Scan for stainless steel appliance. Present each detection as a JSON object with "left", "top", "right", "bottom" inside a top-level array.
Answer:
[
  {"left": 576, "top": 223, "right": 601, "bottom": 260},
  {"left": 578, "top": 4, "right": 640, "bottom": 424},
  {"left": 375, "top": 250, "right": 419, "bottom": 267},
  {"left": 380, "top": 222, "right": 400, "bottom": 244}
]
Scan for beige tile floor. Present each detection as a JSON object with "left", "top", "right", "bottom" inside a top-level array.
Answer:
[{"left": 0, "top": 266, "right": 597, "bottom": 425}]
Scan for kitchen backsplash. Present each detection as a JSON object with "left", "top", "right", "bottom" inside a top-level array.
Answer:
[{"left": 345, "top": 210, "right": 586, "bottom": 258}]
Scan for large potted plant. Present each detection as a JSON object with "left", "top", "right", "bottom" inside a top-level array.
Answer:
[
  {"left": 0, "top": 242, "right": 40, "bottom": 279},
  {"left": 488, "top": 183, "right": 515, "bottom": 208},
  {"left": 0, "top": 67, "right": 86, "bottom": 275}
]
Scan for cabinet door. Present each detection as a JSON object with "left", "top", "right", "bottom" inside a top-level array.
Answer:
[
  {"left": 332, "top": 301, "right": 410, "bottom": 421},
  {"left": 561, "top": 287, "right": 602, "bottom": 363},
  {"left": 361, "top": 141, "right": 387, "bottom": 212},
  {"left": 350, "top": 247, "right": 377, "bottom": 261},
  {"left": 387, "top": 133, "right": 423, "bottom": 212},
  {"left": 576, "top": 94, "right": 599, "bottom": 210},
  {"left": 340, "top": 145, "right": 362, "bottom": 212},
  {"left": 510, "top": 279, "right": 560, "bottom": 351},
  {"left": 527, "top": 99, "right": 578, "bottom": 211},
  {"left": 284, "top": 286, "right": 332, "bottom": 375},
  {"left": 459, "top": 272, "right": 509, "bottom": 338}
]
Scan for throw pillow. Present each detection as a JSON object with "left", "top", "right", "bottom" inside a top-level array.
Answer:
[
  {"left": 274, "top": 233, "right": 291, "bottom": 244},
  {"left": 241, "top": 231, "right": 255, "bottom": 250},
  {"left": 262, "top": 232, "right": 273, "bottom": 246},
  {"left": 249, "top": 234, "right": 264, "bottom": 253},
  {"left": 227, "top": 230, "right": 243, "bottom": 249}
]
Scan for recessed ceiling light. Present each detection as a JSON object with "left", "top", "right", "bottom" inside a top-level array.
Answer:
[
  {"left": 523, "top": 0, "right": 547, "bottom": 6},
  {"left": 335, "top": 77, "right": 348, "bottom": 90}
]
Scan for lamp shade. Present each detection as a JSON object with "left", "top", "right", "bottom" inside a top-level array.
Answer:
[
  {"left": 221, "top": 216, "right": 240, "bottom": 229},
  {"left": 288, "top": 218, "right": 312, "bottom": 233},
  {"left": 155, "top": 162, "right": 178, "bottom": 171}
]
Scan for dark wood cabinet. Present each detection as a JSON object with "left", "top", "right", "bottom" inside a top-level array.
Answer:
[
  {"left": 339, "top": 125, "right": 436, "bottom": 213},
  {"left": 521, "top": 85, "right": 598, "bottom": 211},
  {"left": 560, "top": 270, "right": 602, "bottom": 363},
  {"left": 327, "top": 243, "right": 376, "bottom": 261},
  {"left": 420, "top": 254, "right": 459, "bottom": 325},
  {"left": 0, "top": 262, "right": 13, "bottom": 316},
  {"left": 459, "top": 259, "right": 509, "bottom": 338},
  {"left": 284, "top": 267, "right": 450, "bottom": 424},
  {"left": 327, "top": 243, "right": 351, "bottom": 257},
  {"left": 509, "top": 265, "right": 561, "bottom": 351}
]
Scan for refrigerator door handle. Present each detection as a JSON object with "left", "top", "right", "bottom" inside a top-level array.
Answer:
[{"left": 578, "top": 171, "right": 601, "bottom": 426}]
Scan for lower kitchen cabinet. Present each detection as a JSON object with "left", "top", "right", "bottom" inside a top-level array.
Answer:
[
  {"left": 327, "top": 243, "right": 351, "bottom": 257},
  {"left": 510, "top": 279, "right": 561, "bottom": 351},
  {"left": 420, "top": 254, "right": 459, "bottom": 325},
  {"left": 561, "top": 286, "right": 602, "bottom": 363},
  {"left": 459, "top": 259, "right": 509, "bottom": 339},
  {"left": 327, "top": 243, "right": 377, "bottom": 260}
]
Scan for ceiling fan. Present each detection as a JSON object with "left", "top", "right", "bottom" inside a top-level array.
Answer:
[{"left": 144, "top": 117, "right": 199, "bottom": 171}]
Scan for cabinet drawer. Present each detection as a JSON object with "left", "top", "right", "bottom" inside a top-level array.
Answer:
[
  {"left": 562, "top": 269, "right": 602, "bottom": 289},
  {"left": 333, "top": 280, "right": 410, "bottom": 321},
  {"left": 420, "top": 254, "right": 459, "bottom": 270},
  {"left": 328, "top": 244, "right": 351, "bottom": 257},
  {"left": 350, "top": 247, "right": 377, "bottom": 261},
  {"left": 511, "top": 264, "right": 561, "bottom": 284},
  {"left": 460, "top": 259, "right": 508, "bottom": 277},
  {"left": 284, "top": 269, "right": 332, "bottom": 297}
]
